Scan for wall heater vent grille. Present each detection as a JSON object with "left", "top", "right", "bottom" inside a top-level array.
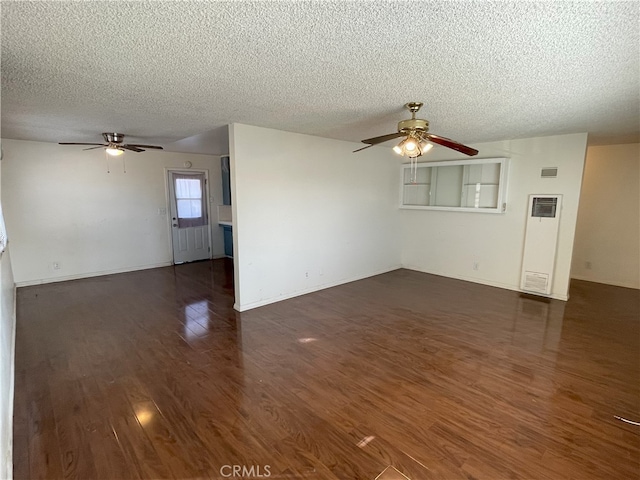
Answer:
[
  {"left": 541, "top": 167, "right": 558, "bottom": 178},
  {"left": 523, "top": 271, "right": 549, "bottom": 294}
]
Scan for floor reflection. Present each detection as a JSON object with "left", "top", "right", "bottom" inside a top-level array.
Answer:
[
  {"left": 184, "top": 300, "right": 210, "bottom": 341},
  {"left": 512, "top": 294, "right": 566, "bottom": 355}
]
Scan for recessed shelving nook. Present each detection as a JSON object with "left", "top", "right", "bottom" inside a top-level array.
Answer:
[{"left": 401, "top": 157, "right": 509, "bottom": 213}]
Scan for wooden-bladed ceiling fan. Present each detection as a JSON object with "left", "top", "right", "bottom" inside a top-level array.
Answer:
[
  {"left": 59, "top": 133, "right": 164, "bottom": 155},
  {"left": 354, "top": 102, "right": 478, "bottom": 157}
]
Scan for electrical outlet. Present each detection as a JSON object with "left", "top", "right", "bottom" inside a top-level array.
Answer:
[
  {"left": 52, "top": 262, "right": 60, "bottom": 270},
  {"left": 473, "top": 262, "right": 479, "bottom": 271},
  {"left": 158, "top": 207, "right": 167, "bottom": 215}
]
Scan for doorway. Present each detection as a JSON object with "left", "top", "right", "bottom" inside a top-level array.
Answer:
[{"left": 167, "top": 170, "right": 211, "bottom": 264}]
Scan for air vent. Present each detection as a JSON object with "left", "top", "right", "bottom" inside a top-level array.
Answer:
[
  {"left": 541, "top": 167, "right": 558, "bottom": 178},
  {"left": 532, "top": 197, "right": 558, "bottom": 218},
  {"left": 523, "top": 271, "right": 549, "bottom": 294}
]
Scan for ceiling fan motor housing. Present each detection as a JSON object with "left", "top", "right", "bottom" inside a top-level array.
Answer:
[
  {"left": 398, "top": 118, "right": 429, "bottom": 134},
  {"left": 103, "top": 132, "right": 125, "bottom": 144}
]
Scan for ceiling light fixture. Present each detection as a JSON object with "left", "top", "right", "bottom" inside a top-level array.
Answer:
[
  {"left": 394, "top": 134, "right": 435, "bottom": 184},
  {"left": 404, "top": 138, "right": 418, "bottom": 153},
  {"left": 393, "top": 134, "right": 432, "bottom": 159},
  {"left": 105, "top": 146, "right": 124, "bottom": 156},
  {"left": 420, "top": 141, "right": 433, "bottom": 154}
]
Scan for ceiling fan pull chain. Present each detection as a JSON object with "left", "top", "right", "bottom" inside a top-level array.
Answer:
[
  {"left": 105, "top": 150, "right": 110, "bottom": 174},
  {"left": 411, "top": 158, "right": 414, "bottom": 183},
  {"left": 411, "top": 156, "right": 418, "bottom": 184}
]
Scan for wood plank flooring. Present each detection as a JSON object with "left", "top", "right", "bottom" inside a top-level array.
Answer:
[{"left": 13, "top": 260, "right": 640, "bottom": 479}]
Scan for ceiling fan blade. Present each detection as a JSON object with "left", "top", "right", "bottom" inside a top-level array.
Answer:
[
  {"left": 59, "top": 142, "right": 106, "bottom": 146},
  {"left": 425, "top": 134, "right": 478, "bottom": 156},
  {"left": 120, "top": 145, "right": 144, "bottom": 153},
  {"left": 126, "top": 144, "right": 163, "bottom": 150},
  {"left": 360, "top": 132, "right": 406, "bottom": 145},
  {"left": 353, "top": 144, "right": 375, "bottom": 153},
  {"left": 82, "top": 146, "right": 105, "bottom": 151}
]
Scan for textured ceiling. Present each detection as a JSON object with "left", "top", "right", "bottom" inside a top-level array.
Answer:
[{"left": 1, "top": 1, "right": 639, "bottom": 154}]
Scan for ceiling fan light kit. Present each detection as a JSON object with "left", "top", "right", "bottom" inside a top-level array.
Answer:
[
  {"left": 393, "top": 135, "right": 433, "bottom": 158},
  {"left": 105, "top": 147, "right": 124, "bottom": 156}
]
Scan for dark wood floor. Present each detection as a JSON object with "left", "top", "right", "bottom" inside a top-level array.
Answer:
[{"left": 13, "top": 259, "right": 639, "bottom": 479}]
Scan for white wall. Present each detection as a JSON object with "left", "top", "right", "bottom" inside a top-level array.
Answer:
[
  {"left": 401, "top": 133, "right": 588, "bottom": 300},
  {"left": 229, "top": 124, "right": 402, "bottom": 311},
  {"left": 1, "top": 139, "right": 224, "bottom": 285},
  {"left": 0, "top": 154, "right": 16, "bottom": 479},
  {"left": 571, "top": 143, "right": 639, "bottom": 289}
]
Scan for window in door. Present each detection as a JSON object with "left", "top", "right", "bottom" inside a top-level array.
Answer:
[{"left": 173, "top": 173, "right": 207, "bottom": 228}]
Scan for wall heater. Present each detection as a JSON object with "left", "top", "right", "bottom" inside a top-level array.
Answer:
[{"left": 520, "top": 194, "right": 562, "bottom": 296}]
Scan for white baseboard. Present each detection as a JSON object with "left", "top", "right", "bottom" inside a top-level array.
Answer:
[
  {"left": 402, "top": 265, "right": 570, "bottom": 301},
  {"left": 15, "top": 261, "right": 173, "bottom": 287},
  {"left": 570, "top": 274, "right": 639, "bottom": 290},
  {"left": 233, "top": 264, "right": 402, "bottom": 312}
]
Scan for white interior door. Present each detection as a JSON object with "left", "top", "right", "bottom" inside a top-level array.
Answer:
[{"left": 168, "top": 170, "right": 211, "bottom": 264}]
